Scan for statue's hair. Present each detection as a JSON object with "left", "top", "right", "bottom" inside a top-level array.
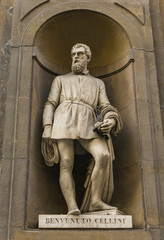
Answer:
[{"left": 71, "top": 43, "right": 92, "bottom": 62}]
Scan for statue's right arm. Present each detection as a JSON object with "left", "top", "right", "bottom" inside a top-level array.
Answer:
[{"left": 42, "top": 76, "right": 61, "bottom": 138}]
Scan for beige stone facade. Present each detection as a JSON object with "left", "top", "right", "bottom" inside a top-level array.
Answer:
[{"left": 0, "top": 0, "right": 164, "bottom": 239}]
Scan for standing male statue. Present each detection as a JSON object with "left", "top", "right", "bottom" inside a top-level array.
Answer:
[{"left": 42, "top": 43, "right": 123, "bottom": 215}]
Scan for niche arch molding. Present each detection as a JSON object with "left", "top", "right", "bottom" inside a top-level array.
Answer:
[{"left": 21, "top": 2, "right": 143, "bottom": 48}]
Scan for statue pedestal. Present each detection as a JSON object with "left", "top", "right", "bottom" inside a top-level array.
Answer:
[{"left": 38, "top": 212, "right": 132, "bottom": 229}]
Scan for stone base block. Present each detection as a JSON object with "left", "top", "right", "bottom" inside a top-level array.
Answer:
[{"left": 39, "top": 214, "right": 132, "bottom": 229}]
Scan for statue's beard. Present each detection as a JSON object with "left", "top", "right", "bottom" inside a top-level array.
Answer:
[{"left": 72, "top": 62, "right": 85, "bottom": 74}]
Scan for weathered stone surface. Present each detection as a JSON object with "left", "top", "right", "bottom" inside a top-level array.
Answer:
[
  {"left": 39, "top": 214, "right": 132, "bottom": 229},
  {"left": 10, "top": 158, "right": 28, "bottom": 227},
  {"left": 150, "top": 0, "right": 164, "bottom": 137},
  {"left": 20, "top": 0, "right": 49, "bottom": 20},
  {"left": 0, "top": 0, "right": 13, "bottom": 174},
  {"left": 10, "top": 228, "right": 154, "bottom": 240},
  {"left": 115, "top": 0, "right": 145, "bottom": 24},
  {"left": 15, "top": 97, "right": 31, "bottom": 159},
  {"left": 19, "top": 47, "right": 33, "bottom": 98},
  {"left": 2, "top": 98, "right": 15, "bottom": 159},
  {"left": 0, "top": 158, "right": 12, "bottom": 229}
]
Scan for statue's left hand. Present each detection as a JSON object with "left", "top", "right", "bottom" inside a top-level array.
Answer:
[
  {"left": 100, "top": 119, "right": 116, "bottom": 135},
  {"left": 42, "top": 125, "right": 52, "bottom": 138}
]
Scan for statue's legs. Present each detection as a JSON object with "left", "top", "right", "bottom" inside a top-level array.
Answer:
[
  {"left": 79, "top": 137, "right": 115, "bottom": 212},
  {"left": 57, "top": 139, "right": 80, "bottom": 215}
]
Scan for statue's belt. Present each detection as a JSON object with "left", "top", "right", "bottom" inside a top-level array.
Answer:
[{"left": 61, "top": 100, "right": 95, "bottom": 112}]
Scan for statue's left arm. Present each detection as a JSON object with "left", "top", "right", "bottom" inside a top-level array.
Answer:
[
  {"left": 42, "top": 76, "right": 61, "bottom": 138},
  {"left": 98, "top": 80, "right": 123, "bottom": 136}
]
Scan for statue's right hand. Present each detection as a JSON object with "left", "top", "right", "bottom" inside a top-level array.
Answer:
[{"left": 42, "top": 125, "right": 52, "bottom": 138}]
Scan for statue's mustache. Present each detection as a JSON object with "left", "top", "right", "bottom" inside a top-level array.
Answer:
[{"left": 74, "top": 59, "right": 80, "bottom": 63}]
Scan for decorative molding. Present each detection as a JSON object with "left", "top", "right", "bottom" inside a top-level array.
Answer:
[
  {"left": 19, "top": 3, "right": 143, "bottom": 48},
  {"left": 20, "top": 0, "right": 49, "bottom": 21},
  {"left": 32, "top": 51, "right": 134, "bottom": 79},
  {"left": 98, "top": 59, "right": 134, "bottom": 79},
  {"left": 114, "top": 1, "right": 145, "bottom": 25},
  {"left": 33, "top": 55, "right": 59, "bottom": 76}
]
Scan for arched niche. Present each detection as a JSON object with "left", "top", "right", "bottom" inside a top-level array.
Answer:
[
  {"left": 34, "top": 10, "right": 130, "bottom": 74},
  {"left": 27, "top": 10, "right": 144, "bottom": 228}
]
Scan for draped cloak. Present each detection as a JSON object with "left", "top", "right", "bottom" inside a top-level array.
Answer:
[{"left": 42, "top": 72, "right": 123, "bottom": 213}]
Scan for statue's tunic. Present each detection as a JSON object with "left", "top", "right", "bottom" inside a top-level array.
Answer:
[{"left": 43, "top": 72, "right": 122, "bottom": 140}]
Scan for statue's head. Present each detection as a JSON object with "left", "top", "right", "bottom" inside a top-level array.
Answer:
[
  {"left": 71, "top": 43, "right": 91, "bottom": 74},
  {"left": 71, "top": 43, "right": 91, "bottom": 62}
]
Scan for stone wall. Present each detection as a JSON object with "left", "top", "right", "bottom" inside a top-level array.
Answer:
[
  {"left": 0, "top": 0, "right": 13, "bottom": 177},
  {"left": 150, "top": 0, "right": 164, "bottom": 135},
  {"left": 149, "top": 1, "right": 164, "bottom": 238}
]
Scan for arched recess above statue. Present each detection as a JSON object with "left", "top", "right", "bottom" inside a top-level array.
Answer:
[
  {"left": 18, "top": 2, "right": 148, "bottom": 80},
  {"left": 20, "top": 2, "right": 144, "bottom": 48},
  {"left": 33, "top": 10, "right": 133, "bottom": 76}
]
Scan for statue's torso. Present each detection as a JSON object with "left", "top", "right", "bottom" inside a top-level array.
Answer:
[{"left": 51, "top": 73, "right": 102, "bottom": 139}]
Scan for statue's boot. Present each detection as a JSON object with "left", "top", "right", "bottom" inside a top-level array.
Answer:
[{"left": 67, "top": 208, "right": 81, "bottom": 215}]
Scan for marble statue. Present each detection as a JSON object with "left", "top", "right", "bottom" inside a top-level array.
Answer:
[{"left": 42, "top": 43, "right": 123, "bottom": 215}]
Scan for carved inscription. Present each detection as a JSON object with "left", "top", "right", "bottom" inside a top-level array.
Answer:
[
  {"left": 45, "top": 217, "right": 126, "bottom": 225},
  {"left": 39, "top": 215, "right": 132, "bottom": 229},
  {"left": 45, "top": 217, "right": 92, "bottom": 224}
]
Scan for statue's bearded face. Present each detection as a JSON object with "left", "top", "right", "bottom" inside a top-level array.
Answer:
[{"left": 71, "top": 47, "right": 88, "bottom": 74}]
